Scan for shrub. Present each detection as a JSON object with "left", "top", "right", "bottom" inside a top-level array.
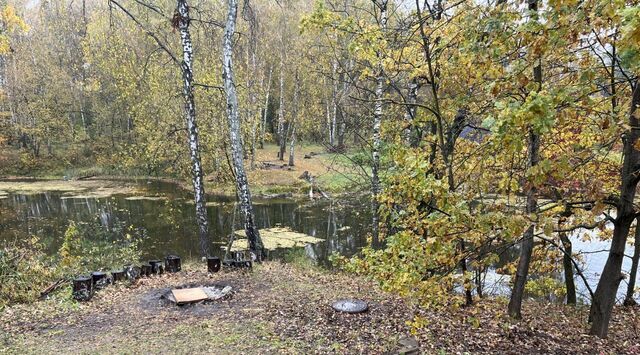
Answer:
[
  {"left": 59, "top": 218, "right": 145, "bottom": 275},
  {"left": 0, "top": 237, "right": 58, "bottom": 308}
]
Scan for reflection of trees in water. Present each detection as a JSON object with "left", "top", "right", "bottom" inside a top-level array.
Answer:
[{"left": 0, "top": 187, "right": 372, "bottom": 264}]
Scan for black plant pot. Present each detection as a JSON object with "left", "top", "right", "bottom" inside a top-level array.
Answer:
[
  {"left": 140, "top": 263, "right": 152, "bottom": 277},
  {"left": 111, "top": 270, "right": 126, "bottom": 283},
  {"left": 165, "top": 255, "right": 181, "bottom": 273},
  {"left": 207, "top": 256, "right": 221, "bottom": 273},
  {"left": 91, "top": 271, "right": 109, "bottom": 289},
  {"left": 72, "top": 276, "right": 93, "bottom": 301},
  {"left": 124, "top": 264, "right": 141, "bottom": 280},
  {"left": 149, "top": 260, "right": 164, "bottom": 275}
]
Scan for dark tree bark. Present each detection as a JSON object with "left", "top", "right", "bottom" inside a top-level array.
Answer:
[
  {"left": 508, "top": 0, "right": 542, "bottom": 319},
  {"left": 176, "top": 0, "right": 210, "bottom": 257},
  {"left": 589, "top": 83, "right": 640, "bottom": 337},
  {"left": 624, "top": 218, "right": 640, "bottom": 306},
  {"left": 222, "top": 0, "right": 264, "bottom": 257},
  {"left": 558, "top": 218, "right": 577, "bottom": 305}
]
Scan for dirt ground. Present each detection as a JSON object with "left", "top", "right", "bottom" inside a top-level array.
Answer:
[
  {"left": 1, "top": 262, "right": 413, "bottom": 354},
  {"left": 1, "top": 262, "right": 639, "bottom": 354}
]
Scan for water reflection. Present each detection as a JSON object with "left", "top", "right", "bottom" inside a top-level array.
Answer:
[{"left": 0, "top": 181, "right": 371, "bottom": 266}]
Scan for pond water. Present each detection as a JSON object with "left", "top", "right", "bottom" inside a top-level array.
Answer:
[
  {"left": 0, "top": 179, "right": 637, "bottom": 303},
  {"left": 0, "top": 179, "right": 370, "bottom": 267}
]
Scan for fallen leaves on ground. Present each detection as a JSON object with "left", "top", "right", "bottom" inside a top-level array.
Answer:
[{"left": 1, "top": 262, "right": 638, "bottom": 354}]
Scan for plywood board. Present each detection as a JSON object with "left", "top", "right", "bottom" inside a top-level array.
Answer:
[{"left": 171, "top": 287, "right": 208, "bottom": 304}]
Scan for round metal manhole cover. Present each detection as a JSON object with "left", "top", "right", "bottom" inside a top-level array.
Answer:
[{"left": 331, "top": 299, "right": 369, "bottom": 313}]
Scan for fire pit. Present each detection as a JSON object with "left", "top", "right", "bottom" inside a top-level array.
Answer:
[{"left": 161, "top": 284, "right": 233, "bottom": 305}]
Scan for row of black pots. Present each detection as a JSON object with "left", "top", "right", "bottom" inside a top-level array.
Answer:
[{"left": 72, "top": 255, "right": 182, "bottom": 301}]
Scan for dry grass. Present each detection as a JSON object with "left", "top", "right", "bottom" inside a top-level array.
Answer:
[{"left": 207, "top": 144, "right": 363, "bottom": 196}]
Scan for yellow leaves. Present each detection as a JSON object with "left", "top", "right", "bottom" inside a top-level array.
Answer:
[
  {"left": 407, "top": 316, "right": 430, "bottom": 333},
  {"left": 0, "top": 5, "right": 28, "bottom": 55},
  {"left": 0, "top": 35, "right": 9, "bottom": 54},
  {"left": 1, "top": 5, "right": 29, "bottom": 33}
]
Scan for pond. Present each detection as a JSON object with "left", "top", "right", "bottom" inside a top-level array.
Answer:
[
  {"left": 0, "top": 178, "right": 637, "bottom": 304},
  {"left": 0, "top": 179, "right": 370, "bottom": 267}
]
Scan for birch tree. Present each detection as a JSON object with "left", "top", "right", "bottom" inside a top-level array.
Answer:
[
  {"left": 259, "top": 66, "right": 272, "bottom": 149},
  {"left": 370, "top": 0, "right": 387, "bottom": 247},
  {"left": 288, "top": 69, "right": 300, "bottom": 167},
  {"left": 277, "top": 34, "right": 286, "bottom": 160},
  {"left": 222, "top": 0, "right": 263, "bottom": 257},
  {"left": 175, "top": 0, "right": 211, "bottom": 257}
]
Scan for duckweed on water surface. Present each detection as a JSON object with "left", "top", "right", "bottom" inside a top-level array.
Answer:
[{"left": 230, "top": 227, "right": 324, "bottom": 251}]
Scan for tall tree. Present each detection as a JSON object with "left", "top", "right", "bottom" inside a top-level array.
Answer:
[
  {"left": 175, "top": 0, "right": 210, "bottom": 257},
  {"left": 590, "top": 83, "right": 640, "bottom": 337},
  {"left": 222, "top": 0, "right": 263, "bottom": 257},
  {"left": 277, "top": 31, "right": 286, "bottom": 161},
  {"left": 508, "top": 0, "right": 542, "bottom": 319},
  {"left": 259, "top": 66, "right": 272, "bottom": 150},
  {"left": 288, "top": 69, "right": 300, "bottom": 167},
  {"left": 370, "top": 0, "right": 387, "bottom": 248}
]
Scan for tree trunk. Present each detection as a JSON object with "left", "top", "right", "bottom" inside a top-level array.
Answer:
[
  {"left": 337, "top": 59, "right": 351, "bottom": 150},
  {"left": 371, "top": 0, "right": 387, "bottom": 249},
  {"left": 559, "top": 223, "right": 577, "bottom": 305},
  {"left": 176, "top": 0, "right": 210, "bottom": 257},
  {"left": 289, "top": 126, "right": 295, "bottom": 167},
  {"left": 330, "top": 58, "right": 338, "bottom": 148},
  {"left": 243, "top": 3, "right": 258, "bottom": 170},
  {"left": 589, "top": 84, "right": 640, "bottom": 337},
  {"left": 277, "top": 28, "right": 286, "bottom": 161},
  {"left": 404, "top": 77, "right": 419, "bottom": 147},
  {"left": 624, "top": 218, "right": 640, "bottom": 306},
  {"left": 288, "top": 71, "right": 299, "bottom": 167},
  {"left": 259, "top": 67, "right": 272, "bottom": 150},
  {"left": 508, "top": 0, "right": 541, "bottom": 319},
  {"left": 625, "top": 218, "right": 640, "bottom": 306},
  {"left": 460, "top": 239, "right": 473, "bottom": 306},
  {"left": 222, "top": 0, "right": 263, "bottom": 257}
]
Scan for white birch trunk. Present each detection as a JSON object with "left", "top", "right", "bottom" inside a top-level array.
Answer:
[
  {"left": 259, "top": 67, "right": 272, "bottom": 149},
  {"left": 222, "top": 0, "right": 263, "bottom": 256},
  {"left": 330, "top": 59, "right": 338, "bottom": 148},
  {"left": 371, "top": 0, "right": 387, "bottom": 248},
  {"left": 277, "top": 51, "right": 286, "bottom": 160},
  {"left": 288, "top": 71, "right": 300, "bottom": 167},
  {"left": 245, "top": 6, "right": 259, "bottom": 170},
  {"left": 177, "top": 0, "right": 210, "bottom": 256}
]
